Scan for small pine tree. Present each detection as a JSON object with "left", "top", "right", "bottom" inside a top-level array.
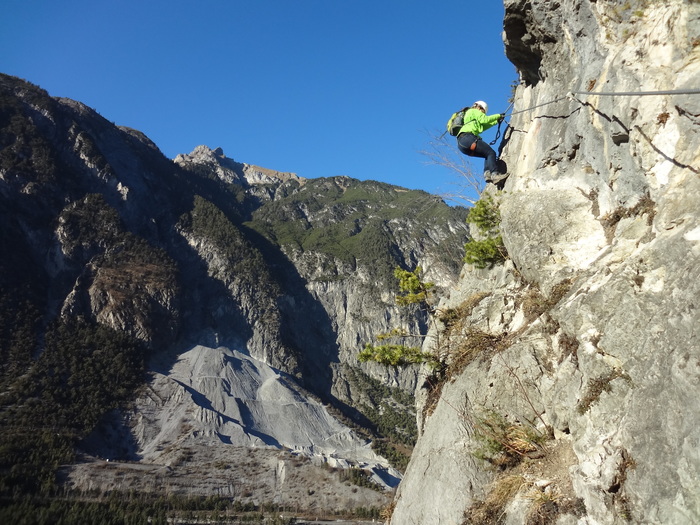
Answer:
[
  {"left": 358, "top": 267, "right": 441, "bottom": 368},
  {"left": 463, "top": 235, "right": 505, "bottom": 269},
  {"left": 393, "top": 266, "right": 435, "bottom": 310},
  {"left": 463, "top": 194, "right": 507, "bottom": 268}
]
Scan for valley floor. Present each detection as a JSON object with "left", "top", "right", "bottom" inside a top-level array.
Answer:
[{"left": 61, "top": 445, "right": 392, "bottom": 516}]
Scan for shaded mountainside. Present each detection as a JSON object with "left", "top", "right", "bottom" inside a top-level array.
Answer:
[
  {"left": 0, "top": 73, "right": 469, "bottom": 513},
  {"left": 390, "top": 1, "right": 700, "bottom": 524}
]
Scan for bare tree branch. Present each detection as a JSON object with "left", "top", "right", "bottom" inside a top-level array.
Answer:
[{"left": 419, "top": 131, "right": 484, "bottom": 206}]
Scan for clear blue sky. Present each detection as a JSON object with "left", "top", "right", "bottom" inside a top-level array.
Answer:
[{"left": 2, "top": 0, "right": 516, "bottom": 201}]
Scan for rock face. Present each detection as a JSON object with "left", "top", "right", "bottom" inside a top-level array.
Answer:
[{"left": 389, "top": 1, "right": 700, "bottom": 524}]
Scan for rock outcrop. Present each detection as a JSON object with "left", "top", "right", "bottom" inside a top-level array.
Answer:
[{"left": 390, "top": 1, "right": 700, "bottom": 523}]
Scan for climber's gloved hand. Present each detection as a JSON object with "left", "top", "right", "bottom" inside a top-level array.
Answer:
[{"left": 498, "top": 114, "right": 506, "bottom": 123}]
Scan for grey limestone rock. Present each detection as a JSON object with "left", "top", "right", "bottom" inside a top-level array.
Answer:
[{"left": 390, "top": 1, "right": 700, "bottom": 523}]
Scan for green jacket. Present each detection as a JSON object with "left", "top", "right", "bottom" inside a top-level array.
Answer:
[{"left": 458, "top": 108, "right": 501, "bottom": 137}]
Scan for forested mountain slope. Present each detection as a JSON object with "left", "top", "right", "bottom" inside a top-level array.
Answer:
[{"left": 0, "top": 73, "right": 469, "bottom": 516}]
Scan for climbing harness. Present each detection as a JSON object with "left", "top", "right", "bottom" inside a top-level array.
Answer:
[{"left": 463, "top": 138, "right": 478, "bottom": 153}]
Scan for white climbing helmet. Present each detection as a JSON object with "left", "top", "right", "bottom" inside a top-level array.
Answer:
[{"left": 474, "top": 100, "right": 488, "bottom": 112}]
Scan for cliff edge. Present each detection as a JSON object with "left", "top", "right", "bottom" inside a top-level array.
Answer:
[{"left": 390, "top": 1, "right": 700, "bottom": 523}]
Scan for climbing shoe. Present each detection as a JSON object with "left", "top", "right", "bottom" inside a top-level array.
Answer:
[{"left": 487, "top": 172, "right": 509, "bottom": 184}]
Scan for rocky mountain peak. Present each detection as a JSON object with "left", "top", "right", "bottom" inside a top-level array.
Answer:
[{"left": 175, "top": 144, "right": 305, "bottom": 187}]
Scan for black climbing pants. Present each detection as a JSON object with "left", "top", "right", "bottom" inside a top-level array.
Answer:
[{"left": 457, "top": 132, "right": 498, "bottom": 174}]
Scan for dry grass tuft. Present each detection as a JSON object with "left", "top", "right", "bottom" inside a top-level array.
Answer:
[
  {"left": 450, "top": 329, "right": 509, "bottom": 376},
  {"left": 463, "top": 475, "right": 528, "bottom": 525},
  {"left": 520, "top": 279, "right": 574, "bottom": 322},
  {"left": 466, "top": 410, "right": 546, "bottom": 470},
  {"left": 439, "top": 292, "right": 491, "bottom": 332},
  {"left": 600, "top": 193, "right": 656, "bottom": 242},
  {"left": 558, "top": 332, "right": 580, "bottom": 366},
  {"left": 577, "top": 368, "right": 631, "bottom": 414},
  {"left": 380, "top": 500, "right": 396, "bottom": 522}
]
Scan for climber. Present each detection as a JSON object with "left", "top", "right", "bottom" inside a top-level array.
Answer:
[{"left": 454, "top": 101, "right": 508, "bottom": 184}]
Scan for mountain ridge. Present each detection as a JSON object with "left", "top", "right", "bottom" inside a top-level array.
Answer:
[{"left": 0, "top": 71, "right": 469, "bottom": 515}]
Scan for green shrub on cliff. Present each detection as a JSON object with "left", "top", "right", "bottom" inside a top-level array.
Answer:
[
  {"left": 463, "top": 194, "right": 507, "bottom": 269},
  {"left": 359, "top": 267, "right": 441, "bottom": 368}
]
